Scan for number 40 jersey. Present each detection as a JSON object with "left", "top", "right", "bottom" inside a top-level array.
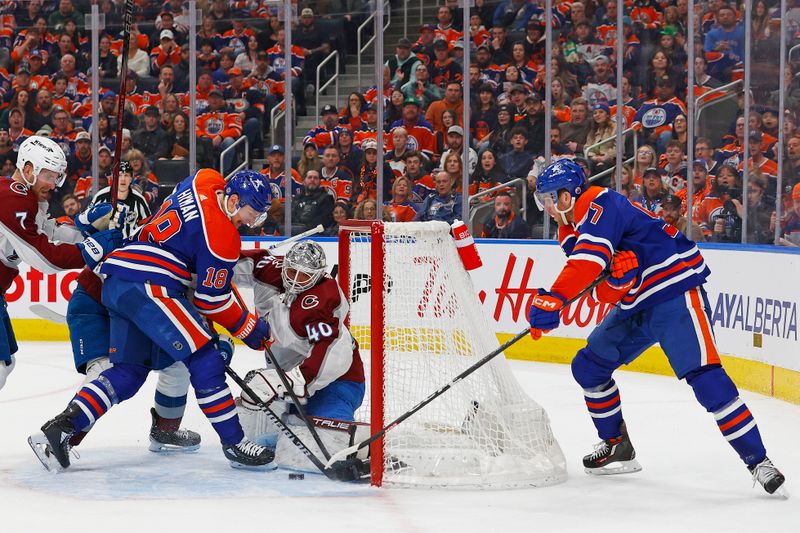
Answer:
[
  {"left": 100, "top": 169, "right": 256, "bottom": 333},
  {"left": 235, "top": 250, "right": 365, "bottom": 398}
]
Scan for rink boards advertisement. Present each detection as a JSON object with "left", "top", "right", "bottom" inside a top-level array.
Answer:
[{"left": 6, "top": 239, "right": 800, "bottom": 373}]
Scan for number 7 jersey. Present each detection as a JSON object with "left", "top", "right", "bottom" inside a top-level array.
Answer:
[
  {"left": 100, "top": 169, "right": 253, "bottom": 332},
  {"left": 552, "top": 186, "right": 711, "bottom": 316}
]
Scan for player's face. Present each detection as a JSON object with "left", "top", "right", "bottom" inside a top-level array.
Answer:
[
  {"left": 661, "top": 203, "right": 680, "bottom": 225},
  {"left": 232, "top": 204, "right": 264, "bottom": 229},
  {"left": 31, "top": 168, "right": 61, "bottom": 198}
]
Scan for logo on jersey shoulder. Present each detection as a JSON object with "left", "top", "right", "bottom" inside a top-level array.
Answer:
[
  {"left": 301, "top": 294, "right": 320, "bottom": 310},
  {"left": 641, "top": 108, "right": 667, "bottom": 129},
  {"left": 10, "top": 181, "right": 28, "bottom": 195}
]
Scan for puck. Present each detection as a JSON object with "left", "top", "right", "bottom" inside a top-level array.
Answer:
[{"left": 288, "top": 473, "right": 305, "bottom": 480}]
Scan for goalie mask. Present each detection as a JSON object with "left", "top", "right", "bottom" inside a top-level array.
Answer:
[
  {"left": 16, "top": 135, "right": 68, "bottom": 188},
  {"left": 281, "top": 241, "right": 327, "bottom": 295}
]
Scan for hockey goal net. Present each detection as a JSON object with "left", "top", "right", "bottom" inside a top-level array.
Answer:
[{"left": 338, "top": 220, "right": 567, "bottom": 488}]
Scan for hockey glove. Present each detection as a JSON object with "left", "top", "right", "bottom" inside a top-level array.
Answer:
[
  {"left": 232, "top": 313, "right": 271, "bottom": 351},
  {"left": 75, "top": 203, "right": 125, "bottom": 236},
  {"left": 528, "top": 289, "right": 566, "bottom": 340},
  {"left": 215, "top": 334, "right": 236, "bottom": 365},
  {"left": 107, "top": 204, "right": 129, "bottom": 232},
  {"left": 607, "top": 250, "right": 639, "bottom": 290},
  {"left": 240, "top": 367, "right": 307, "bottom": 406},
  {"left": 77, "top": 229, "right": 123, "bottom": 269}
]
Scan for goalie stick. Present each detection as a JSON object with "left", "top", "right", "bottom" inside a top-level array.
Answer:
[
  {"left": 264, "top": 345, "right": 333, "bottom": 461},
  {"left": 265, "top": 224, "right": 324, "bottom": 251},
  {"left": 224, "top": 365, "right": 367, "bottom": 482},
  {"left": 324, "top": 272, "right": 611, "bottom": 470},
  {"left": 111, "top": 0, "right": 135, "bottom": 209}
]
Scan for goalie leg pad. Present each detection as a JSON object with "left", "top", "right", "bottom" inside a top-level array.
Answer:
[
  {"left": 154, "top": 362, "right": 191, "bottom": 420},
  {"left": 275, "top": 416, "right": 370, "bottom": 473},
  {"left": 686, "top": 365, "right": 767, "bottom": 465}
]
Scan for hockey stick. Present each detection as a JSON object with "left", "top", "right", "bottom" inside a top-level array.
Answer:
[
  {"left": 224, "top": 365, "right": 365, "bottom": 481},
  {"left": 266, "top": 224, "right": 324, "bottom": 251},
  {"left": 111, "top": 0, "right": 135, "bottom": 209},
  {"left": 264, "top": 345, "right": 333, "bottom": 461},
  {"left": 29, "top": 304, "right": 67, "bottom": 325},
  {"left": 324, "top": 273, "right": 611, "bottom": 470}
]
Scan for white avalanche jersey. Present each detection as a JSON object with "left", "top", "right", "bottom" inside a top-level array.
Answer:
[{"left": 234, "top": 250, "right": 364, "bottom": 395}]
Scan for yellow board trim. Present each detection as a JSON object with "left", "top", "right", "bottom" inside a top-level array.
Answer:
[{"left": 13, "top": 319, "right": 799, "bottom": 405}]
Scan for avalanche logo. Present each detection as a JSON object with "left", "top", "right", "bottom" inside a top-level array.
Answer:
[
  {"left": 301, "top": 295, "right": 319, "bottom": 309},
  {"left": 642, "top": 108, "right": 667, "bottom": 129}
]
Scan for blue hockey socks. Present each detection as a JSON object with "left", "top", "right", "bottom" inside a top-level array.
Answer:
[
  {"left": 572, "top": 348, "right": 625, "bottom": 439},
  {"left": 186, "top": 342, "right": 244, "bottom": 445},
  {"left": 686, "top": 365, "right": 767, "bottom": 466},
  {"left": 70, "top": 363, "right": 149, "bottom": 431}
]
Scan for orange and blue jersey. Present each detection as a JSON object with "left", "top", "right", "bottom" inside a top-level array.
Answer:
[
  {"left": 100, "top": 169, "right": 254, "bottom": 335},
  {"left": 552, "top": 186, "right": 710, "bottom": 317},
  {"left": 632, "top": 97, "right": 687, "bottom": 137}
]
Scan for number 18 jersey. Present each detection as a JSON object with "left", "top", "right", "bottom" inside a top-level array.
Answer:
[{"left": 100, "top": 169, "right": 252, "bottom": 331}]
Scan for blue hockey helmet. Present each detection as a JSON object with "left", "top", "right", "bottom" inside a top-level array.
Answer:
[
  {"left": 533, "top": 159, "right": 587, "bottom": 220},
  {"left": 224, "top": 170, "right": 272, "bottom": 227}
]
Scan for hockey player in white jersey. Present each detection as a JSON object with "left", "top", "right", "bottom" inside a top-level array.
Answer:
[{"left": 233, "top": 241, "right": 369, "bottom": 471}]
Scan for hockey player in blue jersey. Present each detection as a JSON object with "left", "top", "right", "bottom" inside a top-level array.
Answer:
[
  {"left": 30, "top": 169, "right": 277, "bottom": 471},
  {"left": 528, "top": 159, "right": 786, "bottom": 495}
]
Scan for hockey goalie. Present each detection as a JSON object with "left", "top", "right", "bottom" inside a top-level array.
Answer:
[{"left": 233, "top": 241, "right": 370, "bottom": 472}]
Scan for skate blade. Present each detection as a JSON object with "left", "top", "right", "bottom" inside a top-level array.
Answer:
[
  {"left": 585, "top": 459, "right": 642, "bottom": 476},
  {"left": 28, "top": 433, "right": 66, "bottom": 473},
  {"left": 227, "top": 460, "right": 278, "bottom": 471},
  {"left": 770, "top": 483, "right": 790, "bottom": 500},
  {"left": 148, "top": 438, "right": 201, "bottom": 453}
]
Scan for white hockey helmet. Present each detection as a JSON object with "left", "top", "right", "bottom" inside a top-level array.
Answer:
[
  {"left": 16, "top": 135, "right": 68, "bottom": 187},
  {"left": 281, "top": 241, "right": 327, "bottom": 294}
]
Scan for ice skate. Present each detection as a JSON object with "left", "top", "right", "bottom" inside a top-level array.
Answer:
[
  {"left": 28, "top": 404, "right": 81, "bottom": 472},
  {"left": 583, "top": 421, "right": 642, "bottom": 475},
  {"left": 148, "top": 408, "right": 201, "bottom": 453},
  {"left": 749, "top": 457, "right": 788, "bottom": 497},
  {"left": 222, "top": 438, "right": 276, "bottom": 470}
]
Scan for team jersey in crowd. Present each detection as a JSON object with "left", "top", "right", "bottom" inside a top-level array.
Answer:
[
  {"left": 409, "top": 173, "right": 436, "bottom": 203},
  {"left": 304, "top": 125, "right": 348, "bottom": 150},
  {"left": 632, "top": 97, "right": 687, "bottom": 137},
  {"left": 261, "top": 167, "right": 303, "bottom": 201},
  {"left": 0, "top": 177, "right": 84, "bottom": 293},
  {"left": 99, "top": 169, "right": 256, "bottom": 335},
  {"left": 236, "top": 250, "right": 365, "bottom": 396},
  {"left": 266, "top": 44, "right": 305, "bottom": 79},
  {"left": 197, "top": 111, "right": 243, "bottom": 140},
  {"left": 389, "top": 119, "right": 437, "bottom": 160},
  {"left": 320, "top": 168, "right": 354, "bottom": 204},
  {"left": 553, "top": 186, "right": 710, "bottom": 316}
]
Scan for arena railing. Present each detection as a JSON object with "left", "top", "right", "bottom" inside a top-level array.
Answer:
[
  {"left": 693, "top": 79, "right": 743, "bottom": 130},
  {"left": 315, "top": 50, "right": 340, "bottom": 119},
  {"left": 467, "top": 178, "right": 528, "bottom": 233},
  {"left": 221, "top": 136, "right": 249, "bottom": 179},
  {"left": 357, "top": 0, "right": 391, "bottom": 89}
]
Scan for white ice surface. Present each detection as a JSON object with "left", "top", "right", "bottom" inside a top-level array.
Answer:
[{"left": 1, "top": 342, "right": 797, "bottom": 533}]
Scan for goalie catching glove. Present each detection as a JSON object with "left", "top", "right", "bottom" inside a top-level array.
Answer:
[{"left": 240, "top": 367, "right": 308, "bottom": 407}]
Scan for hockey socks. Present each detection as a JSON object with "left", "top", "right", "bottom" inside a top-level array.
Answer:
[
  {"left": 70, "top": 376, "right": 118, "bottom": 431},
  {"left": 196, "top": 385, "right": 243, "bottom": 445},
  {"left": 686, "top": 365, "right": 767, "bottom": 466},
  {"left": 713, "top": 398, "right": 766, "bottom": 465},
  {"left": 582, "top": 380, "right": 624, "bottom": 440}
]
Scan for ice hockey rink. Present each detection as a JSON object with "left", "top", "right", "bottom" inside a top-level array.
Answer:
[{"left": 1, "top": 342, "right": 797, "bottom": 533}]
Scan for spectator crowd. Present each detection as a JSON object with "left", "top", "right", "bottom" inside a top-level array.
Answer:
[{"left": 0, "top": 0, "right": 798, "bottom": 246}]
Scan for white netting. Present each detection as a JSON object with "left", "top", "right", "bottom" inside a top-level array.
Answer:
[{"left": 343, "top": 221, "right": 567, "bottom": 488}]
